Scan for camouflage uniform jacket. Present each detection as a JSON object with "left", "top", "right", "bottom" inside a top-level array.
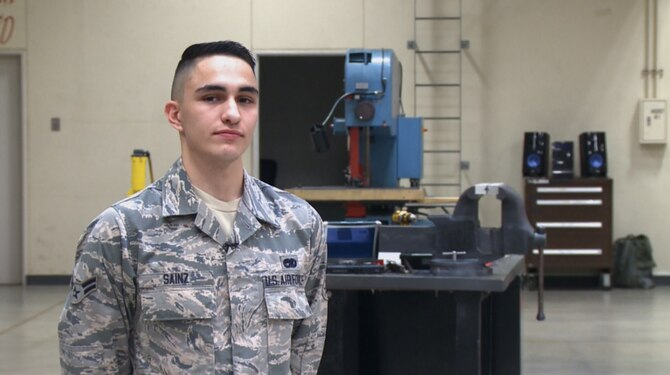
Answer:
[{"left": 58, "top": 159, "right": 328, "bottom": 374}]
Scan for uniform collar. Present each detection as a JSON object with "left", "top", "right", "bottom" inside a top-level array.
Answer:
[
  {"left": 161, "top": 158, "right": 280, "bottom": 229},
  {"left": 239, "top": 169, "right": 281, "bottom": 230},
  {"left": 160, "top": 159, "right": 199, "bottom": 217}
]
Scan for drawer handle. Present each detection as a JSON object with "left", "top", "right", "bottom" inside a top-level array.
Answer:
[
  {"left": 537, "top": 222, "right": 602, "bottom": 228},
  {"left": 536, "top": 199, "right": 602, "bottom": 206},
  {"left": 537, "top": 187, "right": 603, "bottom": 193},
  {"left": 532, "top": 249, "right": 602, "bottom": 255}
]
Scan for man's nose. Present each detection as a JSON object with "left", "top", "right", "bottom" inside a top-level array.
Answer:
[{"left": 222, "top": 98, "right": 241, "bottom": 124}]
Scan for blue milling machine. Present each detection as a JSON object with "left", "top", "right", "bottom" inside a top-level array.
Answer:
[{"left": 311, "top": 49, "right": 423, "bottom": 188}]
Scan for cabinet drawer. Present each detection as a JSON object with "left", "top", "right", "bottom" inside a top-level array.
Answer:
[
  {"left": 531, "top": 207, "right": 610, "bottom": 222},
  {"left": 542, "top": 228, "right": 612, "bottom": 249},
  {"left": 527, "top": 253, "right": 612, "bottom": 270}
]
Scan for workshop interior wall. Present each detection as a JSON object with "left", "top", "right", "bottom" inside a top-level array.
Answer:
[
  {"left": 18, "top": 0, "right": 670, "bottom": 276},
  {"left": 24, "top": 0, "right": 252, "bottom": 275},
  {"left": 462, "top": 0, "right": 670, "bottom": 275}
]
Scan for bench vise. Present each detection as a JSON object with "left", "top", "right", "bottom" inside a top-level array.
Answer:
[{"left": 429, "top": 183, "right": 546, "bottom": 270}]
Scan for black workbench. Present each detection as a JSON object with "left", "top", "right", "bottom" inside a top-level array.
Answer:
[{"left": 318, "top": 255, "right": 526, "bottom": 375}]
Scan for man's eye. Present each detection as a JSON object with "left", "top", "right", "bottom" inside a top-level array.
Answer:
[
  {"left": 203, "top": 95, "right": 220, "bottom": 103},
  {"left": 238, "top": 97, "right": 256, "bottom": 105}
]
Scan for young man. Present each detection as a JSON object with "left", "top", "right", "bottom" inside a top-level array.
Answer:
[{"left": 59, "top": 41, "right": 328, "bottom": 374}]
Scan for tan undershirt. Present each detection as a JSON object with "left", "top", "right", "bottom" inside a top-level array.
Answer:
[{"left": 192, "top": 185, "right": 241, "bottom": 242}]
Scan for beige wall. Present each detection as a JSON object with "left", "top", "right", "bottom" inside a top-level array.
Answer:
[
  {"left": 11, "top": 0, "right": 670, "bottom": 276},
  {"left": 462, "top": 0, "right": 670, "bottom": 275}
]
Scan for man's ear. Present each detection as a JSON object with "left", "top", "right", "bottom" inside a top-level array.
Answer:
[{"left": 164, "top": 101, "right": 183, "bottom": 132}]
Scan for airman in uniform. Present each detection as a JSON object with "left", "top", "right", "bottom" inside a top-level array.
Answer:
[{"left": 58, "top": 40, "right": 328, "bottom": 374}]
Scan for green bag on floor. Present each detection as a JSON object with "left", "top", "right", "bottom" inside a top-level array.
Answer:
[{"left": 612, "top": 234, "right": 656, "bottom": 289}]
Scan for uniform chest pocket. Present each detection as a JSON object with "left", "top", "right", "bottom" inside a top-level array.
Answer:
[
  {"left": 264, "top": 287, "right": 313, "bottom": 320},
  {"left": 136, "top": 272, "right": 216, "bottom": 373},
  {"left": 263, "top": 287, "right": 313, "bottom": 369},
  {"left": 139, "top": 271, "right": 216, "bottom": 321}
]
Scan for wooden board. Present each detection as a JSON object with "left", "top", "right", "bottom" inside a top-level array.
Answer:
[
  {"left": 419, "top": 196, "right": 459, "bottom": 204},
  {"left": 286, "top": 187, "right": 427, "bottom": 202}
]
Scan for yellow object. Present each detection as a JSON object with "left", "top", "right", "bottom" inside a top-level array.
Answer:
[
  {"left": 391, "top": 209, "right": 417, "bottom": 225},
  {"left": 128, "top": 149, "right": 154, "bottom": 196}
]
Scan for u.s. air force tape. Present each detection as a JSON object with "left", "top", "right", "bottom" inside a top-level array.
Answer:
[{"left": 71, "top": 277, "right": 97, "bottom": 304}]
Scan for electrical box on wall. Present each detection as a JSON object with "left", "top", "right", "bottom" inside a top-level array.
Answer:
[{"left": 639, "top": 99, "right": 667, "bottom": 144}]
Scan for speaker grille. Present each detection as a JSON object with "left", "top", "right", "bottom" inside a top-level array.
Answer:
[
  {"left": 579, "top": 132, "right": 607, "bottom": 177},
  {"left": 523, "top": 132, "right": 550, "bottom": 177}
]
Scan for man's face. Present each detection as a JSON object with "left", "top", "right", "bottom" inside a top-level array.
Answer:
[{"left": 168, "top": 55, "right": 258, "bottom": 166}]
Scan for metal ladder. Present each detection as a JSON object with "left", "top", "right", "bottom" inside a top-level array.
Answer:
[{"left": 411, "top": 0, "right": 465, "bottom": 198}]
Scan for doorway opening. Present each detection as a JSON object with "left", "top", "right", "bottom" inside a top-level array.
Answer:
[
  {"left": 257, "top": 54, "right": 348, "bottom": 190},
  {"left": 0, "top": 54, "right": 23, "bottom": 285}
]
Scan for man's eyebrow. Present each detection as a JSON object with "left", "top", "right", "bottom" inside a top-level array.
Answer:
[
  {"left": 239, "top": 86, "right": 260, "bottom": 95},
  {"left": 195, "top": 84, "right": 259, "bottom": 95}
]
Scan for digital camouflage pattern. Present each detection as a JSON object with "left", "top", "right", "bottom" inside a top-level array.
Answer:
[{"left": 58, "top": 159, "right": 328, "bottom": 374}]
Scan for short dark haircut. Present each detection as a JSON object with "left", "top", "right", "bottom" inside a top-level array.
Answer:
[{"left": 170, "top": 40, "right": 256, "bottom": 100}]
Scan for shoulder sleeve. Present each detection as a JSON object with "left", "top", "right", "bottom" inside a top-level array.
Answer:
[
  {"left": 58, "top": 207, "right": 133, "bottom": 374},
  {"left": 291, "top": 206, "right": 328, "bottom": 374}
]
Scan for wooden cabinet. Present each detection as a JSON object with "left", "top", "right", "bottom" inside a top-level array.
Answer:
[{"left": 524, "top": 178, "right": 613, "bottom": 280}]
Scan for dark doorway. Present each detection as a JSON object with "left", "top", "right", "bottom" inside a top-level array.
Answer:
[{"left": 258, "top": 55, "right": 348, "bottom": 189}]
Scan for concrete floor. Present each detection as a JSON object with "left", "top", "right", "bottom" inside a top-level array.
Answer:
[
  {"left": 523, "top": 287, "right": 670, "bottom": 375},
  {"left": 0, "top": 286, "right": 67, "bottom": 375},
  {"left": 1, "top": 285, "right": 669, "bottom": 374}
]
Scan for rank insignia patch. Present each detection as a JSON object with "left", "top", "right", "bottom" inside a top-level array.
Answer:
[
  {"left": 281, "top": 256, "right": 298, "bottom": 269},
  {"left": 71, "top": 277, "right": 97, "bottom": 304}
]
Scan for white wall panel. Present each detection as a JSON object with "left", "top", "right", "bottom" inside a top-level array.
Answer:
[
  {"left": 252, "top": 0, "right": 363, "bottom": 49},
  {"left": 416, "top": 0, "right": 460, "bottom": 18},
  {"left": 416, "top": 53, "right": 460, "bottom": 85},
  {"left": 416, "top": 19, "right": 460, "bottom": 51},
  {"left": 415, "top": 86, "right": 460, "bottom": 118},
  {"left": 423, "top": 119, "right": 460, "bottom": 151},
  {"left": 422, "top": 152, "right": 460, "bottom": 184}
]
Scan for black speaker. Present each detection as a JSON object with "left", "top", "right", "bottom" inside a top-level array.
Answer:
[
  {"left": 522, "top": 132, "right": 550, "bottom": 177},
  {"left": 551, "top": 141, "right": 574, "bottom": 178},
  {"left": 579, "top": 132, "right": 607, "bottom": 177}
]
